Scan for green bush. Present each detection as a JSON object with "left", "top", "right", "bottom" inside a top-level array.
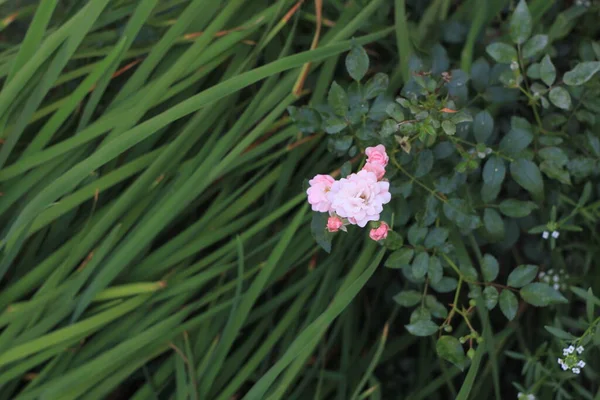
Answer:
[{"left": 0, "top": 0, "right": 599, "bottom": 399}]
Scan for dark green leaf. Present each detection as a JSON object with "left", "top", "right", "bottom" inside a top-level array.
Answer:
[
  {"left": 424, "top": 227, "right": 449, "bottom": 248},
  {"left": 499, "top": 290, "right": 519, "bottom": 320},
  {"left": 540, "top": 55, "right": 556, "bottom": 86},
  {"left": 412, "top": 252, "right": 430, "bottom": 279},
  {"left": 287, "top": 106, "right": 322, "bottom": 133},
  {"left": 415, "top": 150, "right": 434, "bottom": 178},
  {"left": 507, "top": 265, "right": 538, "bottom": 288},
  {"left": 499, "top": 118, "right": 533, "bottom": 155},
  {"left": 385, "top": 248, "right": 415, "bottom": 268},
  {"left": 425, "top": 295, "right": 448, "bottom": 318},
  {"left": 346, "top": 44, "right": 369, "bottom": 81},
  {"left": 484, "top": 208, "right": 505, "bottom": 239},
  {"left": 323, "top": 117, "right": 347, "bottom": 134},
  {"left": 408, "top": 224, "right": 428, "bottom": 246},
  {"left": 483, "top": 286, "right": 499, "bottom": 310},
  {"left": 544, "top": 326, "right": 576, "bottom": 340},
  {"left": 431, "top": 277, "right": 458, "bottom": 293},
  {"left": 328, "top": 81, "right": 349, "bottom": 116},
  {"left": 405, "top": 320, "right": 439, "bottom": 336},
  {"left": 563, "top": 61, "right": 600, "bottom": 86},
  {"left": 311, "top": 213, "right": 332, "bottom": 253},
  {"left": 393, "top": 290, "right": 422, "bottom": 307},
  {"left": 522, "top": 34, "right": 548, "bottom": 59},
  {"left": 436, "top": 336, "right": 467, "bottom": 370},
  {"left": 498, "top": 199, "right": 538, "bottom": 218},
  {"left": 510, "top": 159, "right": 544, "bottom": 201},
  {"left": 473, "top": 110, "right": 494, "bottom": 143},
  {"left": 428, "top": 255, "right": 443, "bottom": 284},
  {"left": 510, "top": 0, "right": 532, "bottom": 45},
  {"left": 364, "top": 72, "right": 389, "bottom": 99},
  {"left": 549, "top": 87, "right": 571, "bottom": 110},
  {"left": 482, "top": 254, "right": 499, "bottom": 282},
  {"left": 381, "top": 119, "right": 398, "bottom": 137},
  {"left": 486, "top": 43, "right": 517, "bottom": 63},
  {"left": 520, "top": 283, "right": 568, "bottom": 306}
]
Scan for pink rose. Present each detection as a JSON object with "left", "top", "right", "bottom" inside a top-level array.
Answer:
[
  {"left": 328, "top": 170, "right": 392, "bottom": 227},
  {"left": 365, "top": 144, "right": 389, "bottom": 167},
  {"left": 369, "top": 222, "right": 389, "bottom": 241},
  {"left": 362, "top": 162, "right": 385, "bottom": 180},
  {"left": 307, "top": 174, "right": 335, "bottom": 212},
  {"left": 327, "top": 216, "right": 344, "bottom": 232}
]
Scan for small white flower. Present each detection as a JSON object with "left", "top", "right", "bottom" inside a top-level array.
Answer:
[
  {"left": 542, "top": 231, "right": 550, "bottom": 239},
  {"left": 553, "top": 283, "right": 560, "bottom": 290},
  {"left": 510, "top": 61, "right": 519, "bottom": 71},
  {"left": 558, "top": 358, "right": 564, "bottom": 365},
  {"left": 577, "top": 360, "right": 586, "bottom": 368},
  {"left": 528, "top": 395, "right": 536, "bottom": 400},
  {"left": 572, "top": 367, "right": 581, "bottom": 374},
  {"left": 561, "top": 363, "right": 569, "bottom": 370},
  {"left": 553, "top": 275, "right": 559, "bottom": 282},
  {"left": 518, "top": 393, "right": 523, "bottom": 399},
  {"left": 539, "top": 272, "right": 546, "bottom": 278},
  {"left": 576, "top": 346, "right": 584, "bottom": 354},
  {"left": 549, "top": 269, "right": 554, "bottom": 274},
  {"left": 478, "top": 151, "right": 487, "bottom": 159},
  {"left": 563, "top": 345, "right": 575, "bottom": 355},
  {"left": 552, "top": 231, "right": 560, "bottom": 239},
  {"left": 485, "top": 147, "right": 493, "bottom": 155}
]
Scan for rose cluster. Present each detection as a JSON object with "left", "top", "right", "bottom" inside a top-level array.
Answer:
[{"left": 306, "top": 145, "right": 392, "bottom": 241}]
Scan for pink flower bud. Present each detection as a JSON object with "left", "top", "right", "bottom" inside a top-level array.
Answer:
[
  {"left": 327, "top": 216, "right": 344, "bottom": 232},
  {"left": 362, "top": 162, "right": 385, "bottom": 180},
  {"left": 369, "top": 221, "right": 389, "bottom": 241},
  {"left": 365, "top": 144, "right": 389, "bottom": 167}
]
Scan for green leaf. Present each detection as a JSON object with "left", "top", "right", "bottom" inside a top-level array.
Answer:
[
  {"left": 386, "top": 103, "right": 405, "bottom": 122},
  {"left": 510, "top": 159, "right": 544, "bottom": 202},
  {"left": 549, "top": 87, "right": 571, "bottom": 110},
  {"left": 381, "top": 119, "right": 399, "bottom": 137},
  {"left": 522, "top": 34, "right": 548, "bottom": 59},
  {"left": 405, "top": 319, "right": 439, "bottom": 337},
  {"left": 364, "top": 72, "right": 389, "bottom": 99},
  {"left": 523, "top": 35, "right": 548, "bottom": 58},
  {"left": 393, "top": 290, "right": 422, "bottom": 307},
  {"left": 539, "top": 55, "right": 556, "bottom": 86},
  {"left": 415, "top": 150, "right": 434, "bottom": 178},
  {"left": 499, "top": 118, "right": 533, "bottom": 155},
  {"left": 287, "top": 106, "right": 321, "bottom": 133},
  {"left": 436, "top": 336, "right": 467, "bottom": 371},
  {"left": 544, "top": 326, "right": 576, "bottom": 340},
  {"left": 482, "top": 254, "right": 499, "bottom": 282},
  {"left": 507, "top": 265, "right": 538, "bottom": 288},
  {"left": 483, "top": 286, "right": 499, "bottom": 310},
  {"left": 424, "top": 227, "right": 449, "bottom": 248},
  {"left": 408, "top": 224, "right": 428, "bottom": 246},
  {"left": 473, "top": 110, "right": 494, "bottom": 143},
  {"left": 483, "top": 208, "right": 504, "bottom": 239},
  {"left": 510, "top": 0, "right": 532, "bottom": 45},
  {"left": 328, "top": 81, "right": 349, "bottom": 116},
  {"left": 498, "top": 199, "right": 538, "bottom": 218},
  {"left": 442, "top": 120, "right": 456, "bottom": 136},
  {"left": 443, "top": 199, "right": 481, "bottom": 232},
  {"left": 385, "top": 248, "right": 415, "bottom": 268},
  {"left": 323, "top": 117, "right": 347, "bottom": 134},
  {"left": 482, "top": 156, "right": 506, "bottom": 202},
  {"left": 499, "top": 290, "right": 518, "bottom": 320},
  {"left": 311, "top": 213, "right": 333, "bottom": 253},
  {"left": 563, "top": 61, "right": 600, "bottom": 86},
  {"left": 345, "top": 44, "right": 369, "bottom": 82},
  {"left": 412, "top": 252, "right": 430, "bottom": 279},
  {"left": 486, "top": 43, "right": 517, "bottom": 63},
  {"left": 428, "top": 255, "right": 443, "bottom": 284},
  {"left": 520, "top": 283, "right": 568, "bottom": 306},
  {"left": 431, "top": 277, "right": 458, "bottom": 293},
  {"left": 425, "top": 295, "right": 448, "bottom": 318},
  {"left": 539, "top": 147, "right": 568, "bottom": 166},
  {"left": 383, "top": 230, "right": 404, "bottom": 250}
]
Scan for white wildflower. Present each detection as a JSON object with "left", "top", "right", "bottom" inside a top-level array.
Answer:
[
  {"left": 552, "top": 231, "right": 560, "bottom": 239},
  {"left": 576, "top": 346, "right": 584, "bottom": 354},
  {"left": 542, "top": 231, "right": 549, "bottom": 239}
]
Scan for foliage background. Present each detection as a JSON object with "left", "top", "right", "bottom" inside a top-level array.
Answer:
[{"left": 0, "top": 0, "right": 599, "bottom": 399}]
